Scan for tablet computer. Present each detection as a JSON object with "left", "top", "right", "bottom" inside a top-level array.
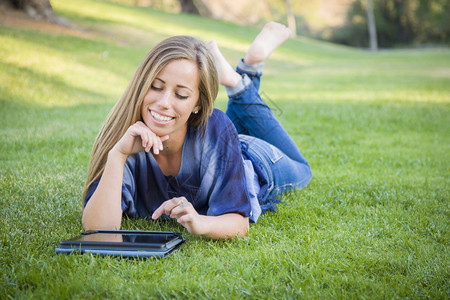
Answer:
[{"left": 55, "top": 230, "right": 185, "bottom": 258}]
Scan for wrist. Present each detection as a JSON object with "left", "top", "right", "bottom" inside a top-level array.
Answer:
[
  {"left": 108, "top": 147, "right": 128, "bottom": 164},
  {"left": 196, "top": 215, "right": 211, "bottom": 237}
]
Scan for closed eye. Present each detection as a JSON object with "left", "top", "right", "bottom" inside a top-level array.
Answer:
[
  {"left": 176, "top": 94, "right": 189, "bottom": 100},
  {"left": 151, "top": 85, "right": 163, "bottom": 91}
]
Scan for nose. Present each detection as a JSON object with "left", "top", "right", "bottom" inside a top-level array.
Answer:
[{"left": 158, "top": 90, "right": 171, "bottom": 109}]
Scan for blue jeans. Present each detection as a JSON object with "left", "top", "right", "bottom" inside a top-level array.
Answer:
[{"left": 226, "top": 60, "right": 312, "bottom": 212}]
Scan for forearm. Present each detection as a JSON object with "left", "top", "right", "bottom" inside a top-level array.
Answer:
[
  {"left": 196, "top": 214, "right": 249, "bottom": 239},
  {"left": 82, "top": 149, "right": 127, "bottom": 230}
]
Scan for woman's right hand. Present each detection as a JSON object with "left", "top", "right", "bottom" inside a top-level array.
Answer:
[{"left": 112, "top": 121, "right": 169, "bottom": 158}]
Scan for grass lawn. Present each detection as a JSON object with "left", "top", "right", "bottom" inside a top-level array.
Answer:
[{"left": 1, "top": 0, "right": 449, "bottom": 298}]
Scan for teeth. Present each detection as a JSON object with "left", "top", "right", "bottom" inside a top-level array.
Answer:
[{"left": 151, "top": 111, "right": 173, "bottom": 122}]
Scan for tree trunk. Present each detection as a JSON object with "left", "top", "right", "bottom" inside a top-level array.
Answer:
[
  {"left": 178, "top": 0, "right": 200, "bottom": 15},
  {"left": 5, "top": 0, "right": 72, "bottom": 27},
  {"left": 366, "top": 0, "right": 378, "bottom": 51},
  {"left": 285, "top": 0, "right": 296, "bottom": 37},
  {"left": 192, "top": 0, "right": 211, "bottom": 17}
]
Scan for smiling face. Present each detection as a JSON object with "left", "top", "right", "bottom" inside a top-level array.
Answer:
[{"left": 141, "top": 59, "right": 200, "bottom": 141}]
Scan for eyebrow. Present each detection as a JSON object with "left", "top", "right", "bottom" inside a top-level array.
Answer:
[{"left": 154, "top": 78, "right": 193, "bottom": 93}]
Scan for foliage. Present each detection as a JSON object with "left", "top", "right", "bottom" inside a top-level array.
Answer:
[
  {"left": 1, "top": 0, "right": 449, "bottom": 298},
  {"left": 331, "top": 0, "right": 450, "bottom": 48}
]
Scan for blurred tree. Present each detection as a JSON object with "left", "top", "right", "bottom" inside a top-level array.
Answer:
[
  {"left": 177, "top": 0, "right": 211, "bottom": 17},
  {"left": 178, "top": 0, "right": 199, "bottom": 14},
  {"left": 2, "top": 0, "right": 71, "bottom": 26},
  {"left": 285, "top": 0, "right": 297, "bottom": 37},
  {"left": 366, "top": 0, "right": 378, "bottom": 51},
  {"left": 331, "top": 0, "right": 450, "bottom": 47}
]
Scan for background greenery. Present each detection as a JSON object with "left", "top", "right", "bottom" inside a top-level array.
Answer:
[
  {"left": 1, "top": 0, "right": 449, "bottom": 298},
  {"left": 100, "top": 0, "right": 450, "bottom": 48},
  {"left": 332, "top": 0, "right": 450, "bottom": 47}
]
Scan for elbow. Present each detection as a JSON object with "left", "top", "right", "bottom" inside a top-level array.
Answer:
[
  {"left": 235, "top": 217, "right": 249, "bottom": 238},
  {"left": 82, "top": 221, "right": 121, "bottom": 232},
  {"left": 82, "top": 212, "right": 121, "bottom": 231},
  {"left": 81, "top": 216, "right": 96, "bottom": 231},
  {"left": 243, "top": 219, "right": 250, "bottom": 237}
]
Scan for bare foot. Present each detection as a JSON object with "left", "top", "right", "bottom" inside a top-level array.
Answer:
[
  {"left": 244, "top": 22, "right": 291, "bottom": 65},
  {"left": 206, "top": 40, "right": 242, "bottom": 88}
]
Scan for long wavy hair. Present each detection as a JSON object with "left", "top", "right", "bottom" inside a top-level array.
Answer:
[{"left": 82, "top": 36, "right": 218, "bottom": 201}]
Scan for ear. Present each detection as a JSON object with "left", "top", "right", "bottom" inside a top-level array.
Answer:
[{"left": 193, "top": 105, "right": 201, "bottom": 114}]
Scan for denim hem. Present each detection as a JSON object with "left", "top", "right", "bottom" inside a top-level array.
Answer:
[
  {"left": 225, "top": 74, "right": 252, "bottom": 97},
  {"left": 237, "top": 58, "right": 264, "bottom": 75}
]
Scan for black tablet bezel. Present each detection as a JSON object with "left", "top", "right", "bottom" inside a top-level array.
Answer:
[{"left": 55, "top": 230, "right": 185, "bottom": 258}]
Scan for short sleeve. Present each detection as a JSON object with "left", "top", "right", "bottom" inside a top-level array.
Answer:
[{"left": 83, "top": 162, "right": 137, "bottom": 215}]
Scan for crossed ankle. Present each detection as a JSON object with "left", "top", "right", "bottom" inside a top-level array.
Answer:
[{"left": 238, "top": 59, "right": 264, "bottom": 75}]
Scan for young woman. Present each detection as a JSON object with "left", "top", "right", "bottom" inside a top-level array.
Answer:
[{"left": 82, "top": 22, "right": 312, "bottom": 239}]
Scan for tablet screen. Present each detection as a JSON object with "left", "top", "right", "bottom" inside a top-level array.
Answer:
[
  {"left": 73, "top": 232, "right": 175, "bottom": 244},
  {"left": 62, "top": 230, "right": 182, "bottom": 249}
]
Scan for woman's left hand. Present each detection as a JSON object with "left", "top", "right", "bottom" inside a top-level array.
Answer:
[{"left": 152, "top": 197, "right": 206, "bottom": 235}]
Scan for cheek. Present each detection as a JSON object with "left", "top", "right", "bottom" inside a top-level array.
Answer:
[
  {"left": 141, "top": 93, "right": 154, "bottom": 109},
  {"left": 179, "top": 99, "right": 198, "bottom": 115},
  {"left": 141, "top": 97, "right": 151, "bottom": 119},
  {"left": 190, "top": 94, "right": 200, "bottom": 111},
  {"left": 142, "top": 93, "right": 153, "bottom": 105},
  {"left": 140, "top": 99, "right": 147, "bottom": 115},
  {"left": 140, "top": 106, "right": 146, "bottom": 121}
]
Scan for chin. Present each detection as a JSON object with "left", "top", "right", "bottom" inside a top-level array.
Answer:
[{"left": 149, "top": 127, "right": 171, "bottom": 137}]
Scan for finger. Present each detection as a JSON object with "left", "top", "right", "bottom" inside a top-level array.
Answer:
[
  {"left": 141, "top": 133, "right": 148, "bottom": 151},
  {"left": 126, "top": 125, "right": 148, "bottom": 153},
  {"left": 151, "top": 207, "right": 163, "bottom": 220},
  {"left": 136, "top": 124, "right": 157, "bottom": 153},
  {"left": 151, "top": 198, "right": 183, "bottom": 220},
  {"left": 158, "top": 135, "right": 169, "bottom": 152},
  {"left": 129, "top": 123, "right": 149, "bottom": 151},
  {"left": 143, "top": 132, "right": 151, "bottom": 152},
  {"left": 152, "top": 134, "right": 162, "bottom": 155},
  {"left": 157, "top": 136, "right": 164, "bottom": 151},
  {"left": 169, "top": 204, "right": 190, "bottom": 219},
  {"left": 175, "top": 197, "right": 185, "bottom": 206},
  {"left": 176, "top": 214, "right": 197, "bottom": 234},
  {"left": 134, "top": 122, "right": 169, "bottom": 154},
  {"left": 138, "top": 124, "right": 153, "bottom": 153},
  {"left": 151, "top": 201, "right": 173, "bottom": 220},
  {"left": 177, "top": 214, "right": 194, "bottom": 225},
  {"left": 147, "top": 130, "right": 158, "bottom": 154}
]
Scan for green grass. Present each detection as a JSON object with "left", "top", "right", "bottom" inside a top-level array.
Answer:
[{"left": 1, "top": 0, "right": 449, "bottom": 298}]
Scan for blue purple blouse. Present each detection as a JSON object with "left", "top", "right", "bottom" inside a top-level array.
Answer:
[{"left": 85, "top": 109, "right": 262, "bottom": 222}]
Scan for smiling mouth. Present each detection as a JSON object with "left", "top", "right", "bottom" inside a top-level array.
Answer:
[{"left": 151, "top": 110, "right": 174, "bottom": 122}]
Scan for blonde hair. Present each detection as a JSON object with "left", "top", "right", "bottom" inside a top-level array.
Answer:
[{"left": 82, "top": 36, "right": 218, "bottom": 201}]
